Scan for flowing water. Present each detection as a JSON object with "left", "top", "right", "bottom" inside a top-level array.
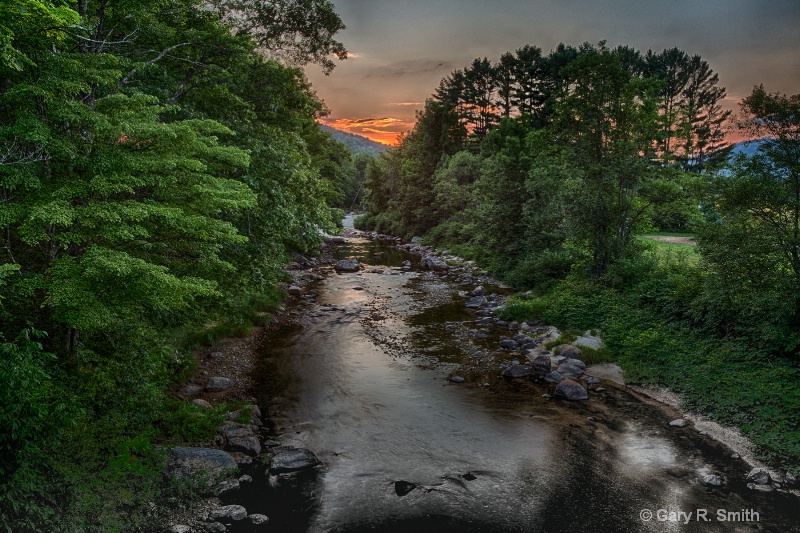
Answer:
[{"left": 226, "top": 230, "right": 798, "bottom": 532}]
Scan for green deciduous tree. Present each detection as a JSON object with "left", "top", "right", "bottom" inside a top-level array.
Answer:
[
  {"left": 699, "top": 87, "right": 800, "bottom": 353},
  {"left": 554, "top": 43, "right": 661, "bottom": 281}
]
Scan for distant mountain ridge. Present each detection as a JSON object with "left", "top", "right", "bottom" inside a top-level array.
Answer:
[
  {"left": 321, "top": 125, "right": 388, "bottom": 156},
  {"left": 729, "top": 138, "right": 768, "bottom": 158}
]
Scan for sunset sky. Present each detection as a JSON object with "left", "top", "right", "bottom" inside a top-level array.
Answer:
[{"left": 305, "top": 0, "right": 800, "bottom": 145}]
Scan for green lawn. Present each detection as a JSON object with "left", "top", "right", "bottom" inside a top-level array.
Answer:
[{"left": 638, "top": 233, "right": 700, "bottom": 263}]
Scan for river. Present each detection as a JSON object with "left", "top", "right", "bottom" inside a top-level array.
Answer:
[{"left": 224, "top": 226, "right": 797, "bottom": 532}]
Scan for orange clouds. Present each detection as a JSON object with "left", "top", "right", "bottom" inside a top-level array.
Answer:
[{"left": 320, "top": 116, "right": 415, "bottom": 145}]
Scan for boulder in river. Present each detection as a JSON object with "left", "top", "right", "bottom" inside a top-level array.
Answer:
[
  {"left": 470, "top": 285, "right": 486, "bottom": 296},
  {"left": 334, "top": 258, "right": 360, "bottom": 272},
  {"left": 465, "top": 295, "right": 487, "bottom": 308},
  {"left": 210, "top": 504, "right": 248, "bottom": 521},
  {"left": 746, "top": 468, "right": 770, "bottom": 485},
  {"left": 499, "top": 339, "right": 517, "bottom": 349},
  {"left": 287, "top": 285, "right": 302, "bottom": 296},
  {"left": 554, "top": 379, "right": 589, "bottom": 400},
  {"left": 269, "top": 446, "right": 320, "bottom": 474},
  {"left": 249, "top": 514, "right": 269, "bottom": 525},
  {"left": 421, "top": 256, "right": 449, "bottom": 271},
  {"left": 448, "top": 376, "right": 466, "bottom": 383},
  {"left": 669, "top": 419, "right": 689, "bottom": 428}
]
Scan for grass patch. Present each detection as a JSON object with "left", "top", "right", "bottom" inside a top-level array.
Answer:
[
  {"left": 638, "top": 236, "right": 700, "bottom": 263},
  {"left": 160, "top": 400, "right": 227, "bottom": 443},
  {"left": 497, "top": 294, "right": 548, "bottom": 322},
  {"left": 571, "top": 344, "right": 614, "bottom": 364}
]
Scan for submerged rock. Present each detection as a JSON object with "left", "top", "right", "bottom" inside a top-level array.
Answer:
[
  {"left": 394, "top": 480, "right": 417, "bottom": 497},
  {"left": 334, "top": 258, "right": 360, "bottom": 272},
  {"left": 210, "top": 504, "right": 247, "bottom": 521},
  {"left": 250, "top": 514, "right": 269, "bottom": 525},
  {"left": 269, "top": 446, "right": 320, "bottom": 474}
]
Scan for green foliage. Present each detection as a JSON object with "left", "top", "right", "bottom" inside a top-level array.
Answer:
[
  {"left": 0, "top": 329, "right": 70, "bottom": 478},
  {"left": 0, "top": 0, "right": 350, "bottom": 527},
  {"left": 161, "top": 401, "right": 226, "bottom": 443},
  {"left": 497, "top": 294, "right": 548, "bottom": 322}
]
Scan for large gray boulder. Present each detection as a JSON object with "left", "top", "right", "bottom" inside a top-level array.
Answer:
[
  {"left": 205, "top": 377, "right": 234, "bottom": 392},
  {"left": 227, "top": 436, "right": 261, "bottom": 456},
  {"left": 746, "top": 468, "right": 770, "bottom": 485},
  {"left": 555, "top": 344, "right": 583, "bottom": 359},
  {"left": 334, "top": 258, "right": 360, "bottom": 272},
  {"left": 544, "top": 371, "right": 564, "bottom": 384},
  {"left": 557, "top": 362, "right": 584, "bottom": 379},
  {"left": 167, "top": 447, "right": 237, "bottom": 481},
  {"left": 554, "top": 379, "right": 589, "bottom": 400},
  {"left": 502, "top": 364, "right": 532, "bottom": 379},
  {"left": 465, "top": 295, "right": 487, "bottom": 308},
  {"left": 269, "top": 446, "right": 320, "bottom": 474},
  {"left": 532, "top": 355, "right": 552, "bottom": 377},
  {"left": 421, "top": 256, "right": 449, "bottom": 271}
]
